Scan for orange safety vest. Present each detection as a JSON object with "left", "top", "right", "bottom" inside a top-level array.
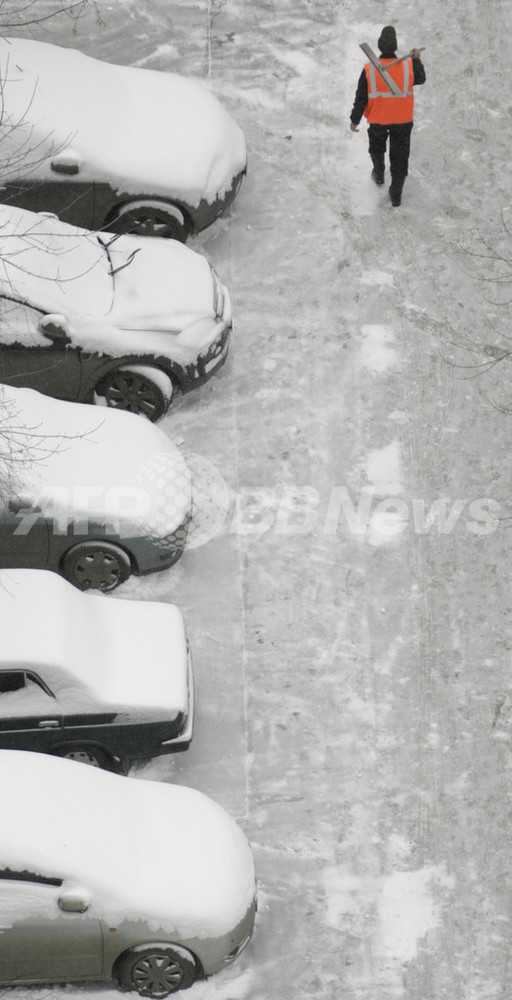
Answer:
[{"left": 364, "top": 58, "right": 414, "bottom": 124}]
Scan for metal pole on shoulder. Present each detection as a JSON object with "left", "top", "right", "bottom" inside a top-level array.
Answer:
[
  {"left": 385, "top": 47, "right": 425, "bottom": 69},
  {"left": 359, "top": 43, "right": 401, "bottom": 95},
  {"left": 359, "top": 43, "right": 425, "bottom": 95}
]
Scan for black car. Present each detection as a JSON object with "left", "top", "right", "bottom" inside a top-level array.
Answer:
[
  {"left": 0, "top": 570, "right": 193, "bottom": 771},
  {"left": 0, "top": 207, "right": 232, "bottom": 421},
  {"left": 0, "top": 37, "right": 246, "bottom": 241}
]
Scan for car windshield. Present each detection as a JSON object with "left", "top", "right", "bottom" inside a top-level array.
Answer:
[{"left": 0, "top": 212, "right": 114, "bottom": 318}]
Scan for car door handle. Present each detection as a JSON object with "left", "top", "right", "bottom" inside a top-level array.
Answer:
[{"left": 39, "top": 719, "right": 60, "bottom": 729}]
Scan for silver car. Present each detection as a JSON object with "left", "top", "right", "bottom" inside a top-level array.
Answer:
[
  {"left": 0, "top": 386, "right": 192, "bottom": 591},
  {"left": 0, "top": 751, "right": 256, "bottom": 995}
]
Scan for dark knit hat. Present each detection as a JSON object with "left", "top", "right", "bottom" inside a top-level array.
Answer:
[{"left": 378, "top": 25, "right": 397, "bottom": 55}]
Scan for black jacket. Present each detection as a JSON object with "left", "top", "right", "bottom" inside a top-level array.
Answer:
[{"left": 350, "top": 56, "right": 426, "bottom": 125}]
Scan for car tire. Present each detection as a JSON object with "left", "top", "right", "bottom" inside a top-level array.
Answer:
[
  {"left": 105, "top": 200, "right": 190, "bottom": 242},
  {"left": 54, "top": 745, "right": 121, "bottom": 772},
  {"left": 117, "top": 944, "right": 197, "bottom": 997},
  {"left": 95, "top": 365, "right": 174, "bottom": 422},
  {"left": 61, "top": 541, "right": 132, "bottom": 592}
]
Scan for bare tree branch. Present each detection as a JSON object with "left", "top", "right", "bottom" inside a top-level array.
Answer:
[{"left": 0, "top": 0, "right": 102, "bottom": 30}]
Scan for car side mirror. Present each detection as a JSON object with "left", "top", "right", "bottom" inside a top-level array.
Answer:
[
  {"left": 58, "top": 888, "right": 91, "bottom": 913},
  {"left": 39, "top": 314, "right": 71, "bottom": 345},
  {"left": 8, "top": 496, "right": 33, "bottom": 514},
  {"left": 50, "top": 151, "right": 81, "bottom": 175}
]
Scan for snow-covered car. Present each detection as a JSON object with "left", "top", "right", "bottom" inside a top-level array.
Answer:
[
  {"left": 0, "top": 37, "right": 247, "bottom": 241},
  {"left": 0, "top": 569, "right": 193, "bottom": 771},
  {"left": 0, "top": 206, "right": 232, "bottom": 420},
  {"left": 0, "top": 386, "right": 191, "bottom": 591},
  {"left": 0, "top": 751, "right": 256, "bottom": 995}
]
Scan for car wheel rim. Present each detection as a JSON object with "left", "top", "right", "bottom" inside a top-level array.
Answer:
[
  {"left": 132, "top": 955, "right": 184, "bottom": 996},
  {"left": 103, "top": 372, "right": 161, "bottom": 419},
  {"left": 132, "top": 214, "right": 170, "bottom": 237},
  {"left": 122, "top": 211, "right": 182, "bottom": 239},
  {"left": 64, "top": 750, "right": 101, "bottom": 767},
  {"left": 73, "top": 551, "right": 123, "bottom": 591}
]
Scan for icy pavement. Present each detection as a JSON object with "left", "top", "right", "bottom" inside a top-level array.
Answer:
[{"left": 3, "top": 0, "right": 512, "bottom": 999}]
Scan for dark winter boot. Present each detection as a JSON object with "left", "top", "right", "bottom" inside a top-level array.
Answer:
[
  {"left": 389, "top": 177, "right": 404, "bottom": 206},
  {"left": 371, "top": 156, "right": 385, "bottom": 185}
]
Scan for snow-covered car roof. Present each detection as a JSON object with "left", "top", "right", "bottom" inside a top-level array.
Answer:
[
  {"left": 0, "top": 37, "right": 246, "bottom": 206},
  {"left": 0, "top": 569, "right": 189, "bottom": 715},
  {"left": 1, "top": 386, "right": 191, "bottom": 532},
  {"left": 0, "top": 751, "right": 256, "bottom": 937},
  {"left": 0, "top": 205, "right": 224, "bottom": 364}
]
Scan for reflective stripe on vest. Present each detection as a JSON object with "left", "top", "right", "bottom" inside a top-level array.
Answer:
[{"left": 364, "top": 58, "right": 414, "bottom": 124}]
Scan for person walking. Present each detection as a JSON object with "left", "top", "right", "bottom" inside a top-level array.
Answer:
[{"left": 350, "top": 25, "right": 426, "bottom": 206}]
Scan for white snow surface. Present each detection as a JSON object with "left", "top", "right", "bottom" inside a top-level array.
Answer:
[
  {"left": 377, "top": 867, "right": 440, "bottom": 961},
  {"left": 323, "top": 862, "right": 451, "bottom": 995},
  {"left": 0, "top": 751, "right": 255, "bottom": 937},
  {"left": 3, "top": 2, "right": 512, "bottom": 1000},
  {"left": 366, "top": 440, "right": 404, "bottom": 494},
  {"left": 0, "top": 36, "right": 246, "bottom": 204},
  {"left": 0, "top": 569, "right": 189, "bottom": 715},
  {"left": 359, "top": 324, "right": 398, "bottom": 373}
]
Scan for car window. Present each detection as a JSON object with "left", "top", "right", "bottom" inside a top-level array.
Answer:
[
  {"left": 0, "top": 869, "right": 62, "bottom": 886},
  {"left": 0, "top": 671, "right": 52, "bottom": 695},
  {"left": 0, "top": 298, "right": 46, "bottom": 348},
  {"left": 0, "top": 877, "right": 62, "bottom": 923},
  {"left": 0, "top": 671, "right": 25, "bottom": 693},
  {"left": 0, "top": 671, "right": 56, "bottom": 716}
]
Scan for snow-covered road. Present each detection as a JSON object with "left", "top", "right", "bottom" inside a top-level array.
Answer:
[{"left": 3, "top": 0, "right": 512, "bottom": 998}]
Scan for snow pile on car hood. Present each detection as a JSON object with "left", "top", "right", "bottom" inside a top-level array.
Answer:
[
  {"left": 0, "top": 37, "right": 246, "bottom": 205},
  {"left": 0, "top": 386, "right": 191, "bottom": 534},
  {"left": 0, "top": 569, "right": 190, "bottom": 716},
  {"left": 107, "top": 233, "right": 216, "bottom": 329},
  {"left": 0, "top": 751, "right": 256, "bottom": 937}
]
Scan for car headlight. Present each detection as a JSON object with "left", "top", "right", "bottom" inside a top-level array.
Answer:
[{"left": 210, "top": 265, "right": 225, "bottom": 320}]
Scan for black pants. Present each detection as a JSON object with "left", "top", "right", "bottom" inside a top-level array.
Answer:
[{"left": 368, "top": 121, "right": 414, "bottom": 181}]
